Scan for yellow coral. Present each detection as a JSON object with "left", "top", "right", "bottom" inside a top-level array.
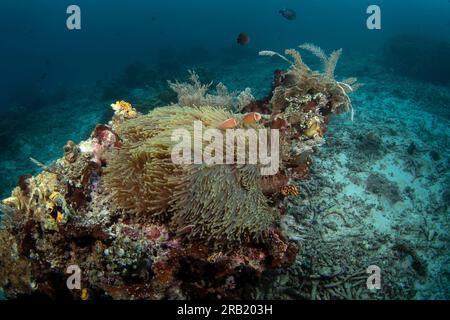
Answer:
[
  {"left": 56, "top": 211, "right": 64, "bottom": 224},
  {"left": 111, "top": 100, "right": 138, "bottom": 119},
  {"left": 49, "top": 191, "right": 62, "bottom": 203},
  {"left": 81, "top": 288, "right": 89, "bottom": 300},
  {"left": 304, "top": 116, "right": 323, "bottom": 138},
  {"left": 280, "top": 185, "right": 299, "bottom": 197},
  {"left": 127, "top": 109, "right": 137, "bottom": 118},
  {"left": 5, "top": 171, "right": 60, "bottom": 224},
  {"left": 111, "top": 100, "right": 132, "bottom": 112}
]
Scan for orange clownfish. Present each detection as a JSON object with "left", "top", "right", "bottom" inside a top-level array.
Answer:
[
  {"left": 219, "top": 118, "right": 239, "bottom": 130},
  {"left": 242, "top": 112, "right": 262, "bottom": 125}
]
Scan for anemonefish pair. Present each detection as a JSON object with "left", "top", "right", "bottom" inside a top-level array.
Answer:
[{"left": 219, "top": 112, "right": 262, "bottom": 129}]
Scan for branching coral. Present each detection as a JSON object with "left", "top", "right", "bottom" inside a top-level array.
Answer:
[
  {"left": 4, "top": 171, "right": 61, "bottom": 227},
  {"left": 167, "top": 70, "right": 211, "bottom": 107},
  {"left": 168, "top": 70, "right": 233, "bottom": 108},
  {"left": 259, "top": 43, "right": 359, "bottom": 116},
  {"left": 168, "top": 70, "right": 256, "bottom": 111},
  {"left": 298, "top": 43, "right": 341, "bottom": 79},
  {"left": 236, "top": 88, "right": 255, "bottom": 112}
]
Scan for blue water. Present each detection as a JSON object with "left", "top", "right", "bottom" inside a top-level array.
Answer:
[
  {"left": 0, "top": 0, "right": 449, "bottom": 299},
  {"left": 1, "top": 0, "right": 449, "bottom": 109}
]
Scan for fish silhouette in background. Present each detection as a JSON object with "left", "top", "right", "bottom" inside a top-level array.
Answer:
[
  {"left": 279, "top": 8, "right": 297, "bottom": 21},
  {"left": 237, "top": 32, "right": 250, "bottom": 45}
]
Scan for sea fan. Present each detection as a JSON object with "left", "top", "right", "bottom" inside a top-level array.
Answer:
[
  {"left": 168, "top": 70, "right": 237, "bottom": 109},
  {"left": 299, "top": 43, "right": 342, "bottom": 79},
  {"left": 298, "top": 43, "right": 327, "bottom": 64},
  {"left": 325, "top": 49, "right": 342, "bottom": 79},
  {"left": 284, "top": 49, "right": 307, "bottom": 70}
]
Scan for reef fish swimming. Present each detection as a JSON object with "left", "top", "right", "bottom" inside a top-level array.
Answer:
[
  {"left": 237, "top": 32, "right": 250, "bottom": 45},
  {"left": 279, "top": 8, "right": 297, "bottom": 21}
]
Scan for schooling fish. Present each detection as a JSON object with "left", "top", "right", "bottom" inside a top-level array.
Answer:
[
  {"left": 237, "top": 32, "right": 250, "bottom": 45},
  {"left": 279, "top": 8, "right": 297, "bottom": 21}
]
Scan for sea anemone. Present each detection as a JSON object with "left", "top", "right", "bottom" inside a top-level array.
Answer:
[{"left": 103, "top": 105, "right": 275, "bottom": 245}]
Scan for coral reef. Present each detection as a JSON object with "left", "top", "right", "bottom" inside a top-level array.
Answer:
[
  {"left": 0, "top": 44, "right": 357, "bottom": 299},
  {"left": 255, "top": 53, "right": 449, "bottom": 299},
  {"left": 258, "top": 44, "right": 359, "bottom": 116},
  {"left": 167, "top": 70, "right": 234, "bottom": 108}
]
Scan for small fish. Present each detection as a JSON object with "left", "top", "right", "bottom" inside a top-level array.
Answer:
[
  {"left": 40, "top": 72, "right": 48, "bottom": 80},
  {"left": 237, "top": 32, "right": 250, "bottom": 45},
  {"left": 242, "top": 112, "right": 262, "bottom": 125},
  {"left": 219, "top": 118, "right": 239, "bottom": 129},
  {"left": 279, "top": 8, "right": 297, "bottom": 21},
  {"left": 81, "top": 288, "right": 89, "bottom": 300}
]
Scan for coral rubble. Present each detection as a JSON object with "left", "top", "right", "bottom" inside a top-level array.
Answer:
[{"left": 0, "top": 45, "right": 358, "bottom": 299}]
